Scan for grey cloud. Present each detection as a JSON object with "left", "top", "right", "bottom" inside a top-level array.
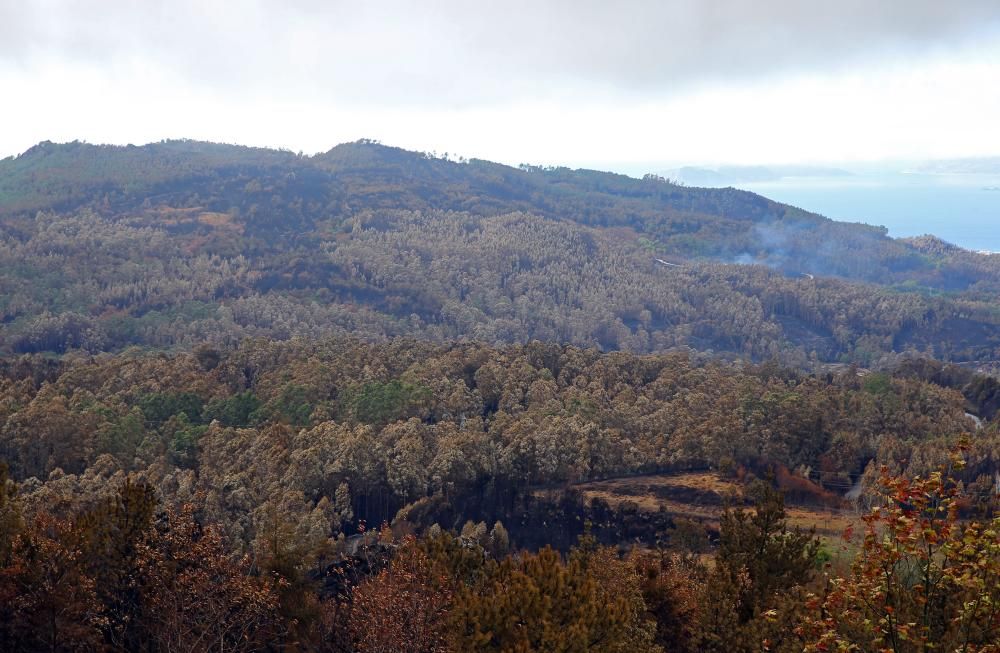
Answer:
[{"left": 3, "top": 0, "right": 1000, "bottom": 105}]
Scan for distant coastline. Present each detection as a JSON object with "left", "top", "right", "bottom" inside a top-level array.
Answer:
[{"left": 733, "top": 174, "right": 1000, "bottom": 252}]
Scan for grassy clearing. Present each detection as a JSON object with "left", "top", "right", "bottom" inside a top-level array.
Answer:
[{"left": 572, "top": 472, "right": 862, "bottom": 542}]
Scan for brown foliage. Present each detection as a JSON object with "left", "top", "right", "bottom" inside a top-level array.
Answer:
[
  {"left": 137, "top": 502, "right": 285, "bottom": 653},
  {"left": 0, "top": 513, "right": 105, "bottom": 652},
  {"left": 349, "top": 537, "right": 454, "bottom": 653},
  {"left": 801, "top": 447, "right": 1000, "bottom": 652},
  {"left": 632, "top": 551, "right": 702, "bottom": 652}
]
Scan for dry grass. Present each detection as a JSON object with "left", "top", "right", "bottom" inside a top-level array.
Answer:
[
  {"left": 571, "top": 472, "right": 861, "bottom": 541},
  {"left": 784, "top": 506, "right": 858, "bottom": 538},
  {"left": 575, "top": 472, "right": 739, "bottom": 496},
  {"left": 197, "top": 211, "right": 236, "bottom": 227}
]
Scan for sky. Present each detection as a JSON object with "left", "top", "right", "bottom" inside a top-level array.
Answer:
[{"left": 3, "top": 0, "right": 1000, "bottom": 169}]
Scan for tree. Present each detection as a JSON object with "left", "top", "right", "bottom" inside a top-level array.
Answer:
[
  {"left": 0, "top": 462, "right": 22, "bottom": 565},
  {"left": 450, "top": 543, "right": 661, "bottom": 652},
  {"left": 802, "top": 448, "right": 1000, "bottom": 652},
  {"left": 138, "top": 502, "right": 284, "bottom": 652},
  {"left": 0, "top": 512, "right": 104, "bottom": 652},
  {"left": 632, "top": 550, "right": 701, "bottom": 653},
  {"left": 74, "top": 478, "right": 158, "bottom": 649},
  {"left": 696, "top": 481, "right": 820, "bottom": 653},
  {"left": 349, "top": 537, "right": 454, "bottom": 653}
]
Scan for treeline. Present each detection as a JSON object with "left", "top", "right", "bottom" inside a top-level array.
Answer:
[
  {"left": 2, "top": 339, "right": 997, "bottom": 543},
  {"left": 3, "top": 456, "right": 999, "bottom": 652},
  {"left": 2, "top": 209, "right": 999, "bottom": 365},
  {"left": 2, "top": 140, "right": 1000, "bottom": 365}
]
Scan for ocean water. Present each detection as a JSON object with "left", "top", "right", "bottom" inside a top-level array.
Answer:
[{"left": 738, "top": 174, "right": 1000, "bottom": 253}]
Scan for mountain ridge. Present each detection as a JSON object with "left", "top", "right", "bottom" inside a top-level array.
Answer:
[
  {"left": 3, "top": 139, "right": 993, "bottom": 284},
  {"left": 1, "top": 139, "right": 998, "bottom": 365}
]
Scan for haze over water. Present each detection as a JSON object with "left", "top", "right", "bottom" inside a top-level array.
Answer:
[{"left": 739, "top": 174, "right": 1000, "bottom": 253}]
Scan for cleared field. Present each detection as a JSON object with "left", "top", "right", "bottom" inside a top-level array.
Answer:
[{"left": 572, "top": 472, "right": 861, "bottom": 540}]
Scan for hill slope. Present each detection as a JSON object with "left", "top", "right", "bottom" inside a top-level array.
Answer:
[{"left": 1, "top": 139, "right": 998, "bottom": 365}]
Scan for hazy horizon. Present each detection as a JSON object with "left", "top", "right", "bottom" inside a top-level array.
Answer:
[{"left": 3, "top": 1, "right": 1000, "bottom": 167}]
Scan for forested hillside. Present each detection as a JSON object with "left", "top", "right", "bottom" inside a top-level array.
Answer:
[
  {"left": 4, "top": 338, "right": 1000, "bottom": 551},
  {"left": 2, "top": 140, "right": 999, "bottom": 365},
  {"left": 3, "top": 141, "right": 1000, "bottom": 651},
  {"left": 2, "top": 340, "right": 999, "bottom": 651}
]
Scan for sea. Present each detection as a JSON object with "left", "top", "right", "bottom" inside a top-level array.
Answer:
[{"left": 737, "top": 173, "right": 1000, "bottom": 253}]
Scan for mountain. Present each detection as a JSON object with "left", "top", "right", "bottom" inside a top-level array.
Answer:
[{"left": 1, "top": 139, "right": 998, "bottom": 365}]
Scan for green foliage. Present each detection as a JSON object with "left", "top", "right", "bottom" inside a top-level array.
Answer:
[
  {"left": 696, "top": 481, "right": 820, "bottom": 653},
  {"left": 97, "top": 408, "right": 147, "bottom": 464},
  {"left": 717, "top": 482, "right": 820, "bottom": 611},
  {"left": 450, "top": 545, "right": 661, "bottom": 652},
  {"left": 204, "top": 391, "right": 261, "bottom": 427},
  {"left": 345, "top": 379, "right": 429, "bottom": 426},
  {"left": 163, "top": 413, "right": 208, "bottom": 468},
  {"left": 0, "top": 335, "right": 998, "bottom": 651},
  {"left": 637, "top": 236, "right": 662, "bottom": 252},
  {"left": 255, "top": 385, "right": 314, "bottom": 427},
  {"left": 137, "top": 391, "right": 204, "bottom": 426},
  {"left": 75, "top": 479, "right": 159, "bottom": 648},
  {"left": 0, "top": 339, "right": 986, "bottom": 521},
  {"left": 812, "top": 543, "right": 833, "bottom": 569},
  {"left": 862, "top": 371, "right": 892, "bottom": 395}
]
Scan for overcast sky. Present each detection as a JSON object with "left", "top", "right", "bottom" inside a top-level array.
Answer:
[{"left": 3, "top": 1, "right": 1000, "bottom": 169}]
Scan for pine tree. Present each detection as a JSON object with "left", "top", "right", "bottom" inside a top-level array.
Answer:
[{"left": 696, "top": 481, "right": 820, "bottom": 653}]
